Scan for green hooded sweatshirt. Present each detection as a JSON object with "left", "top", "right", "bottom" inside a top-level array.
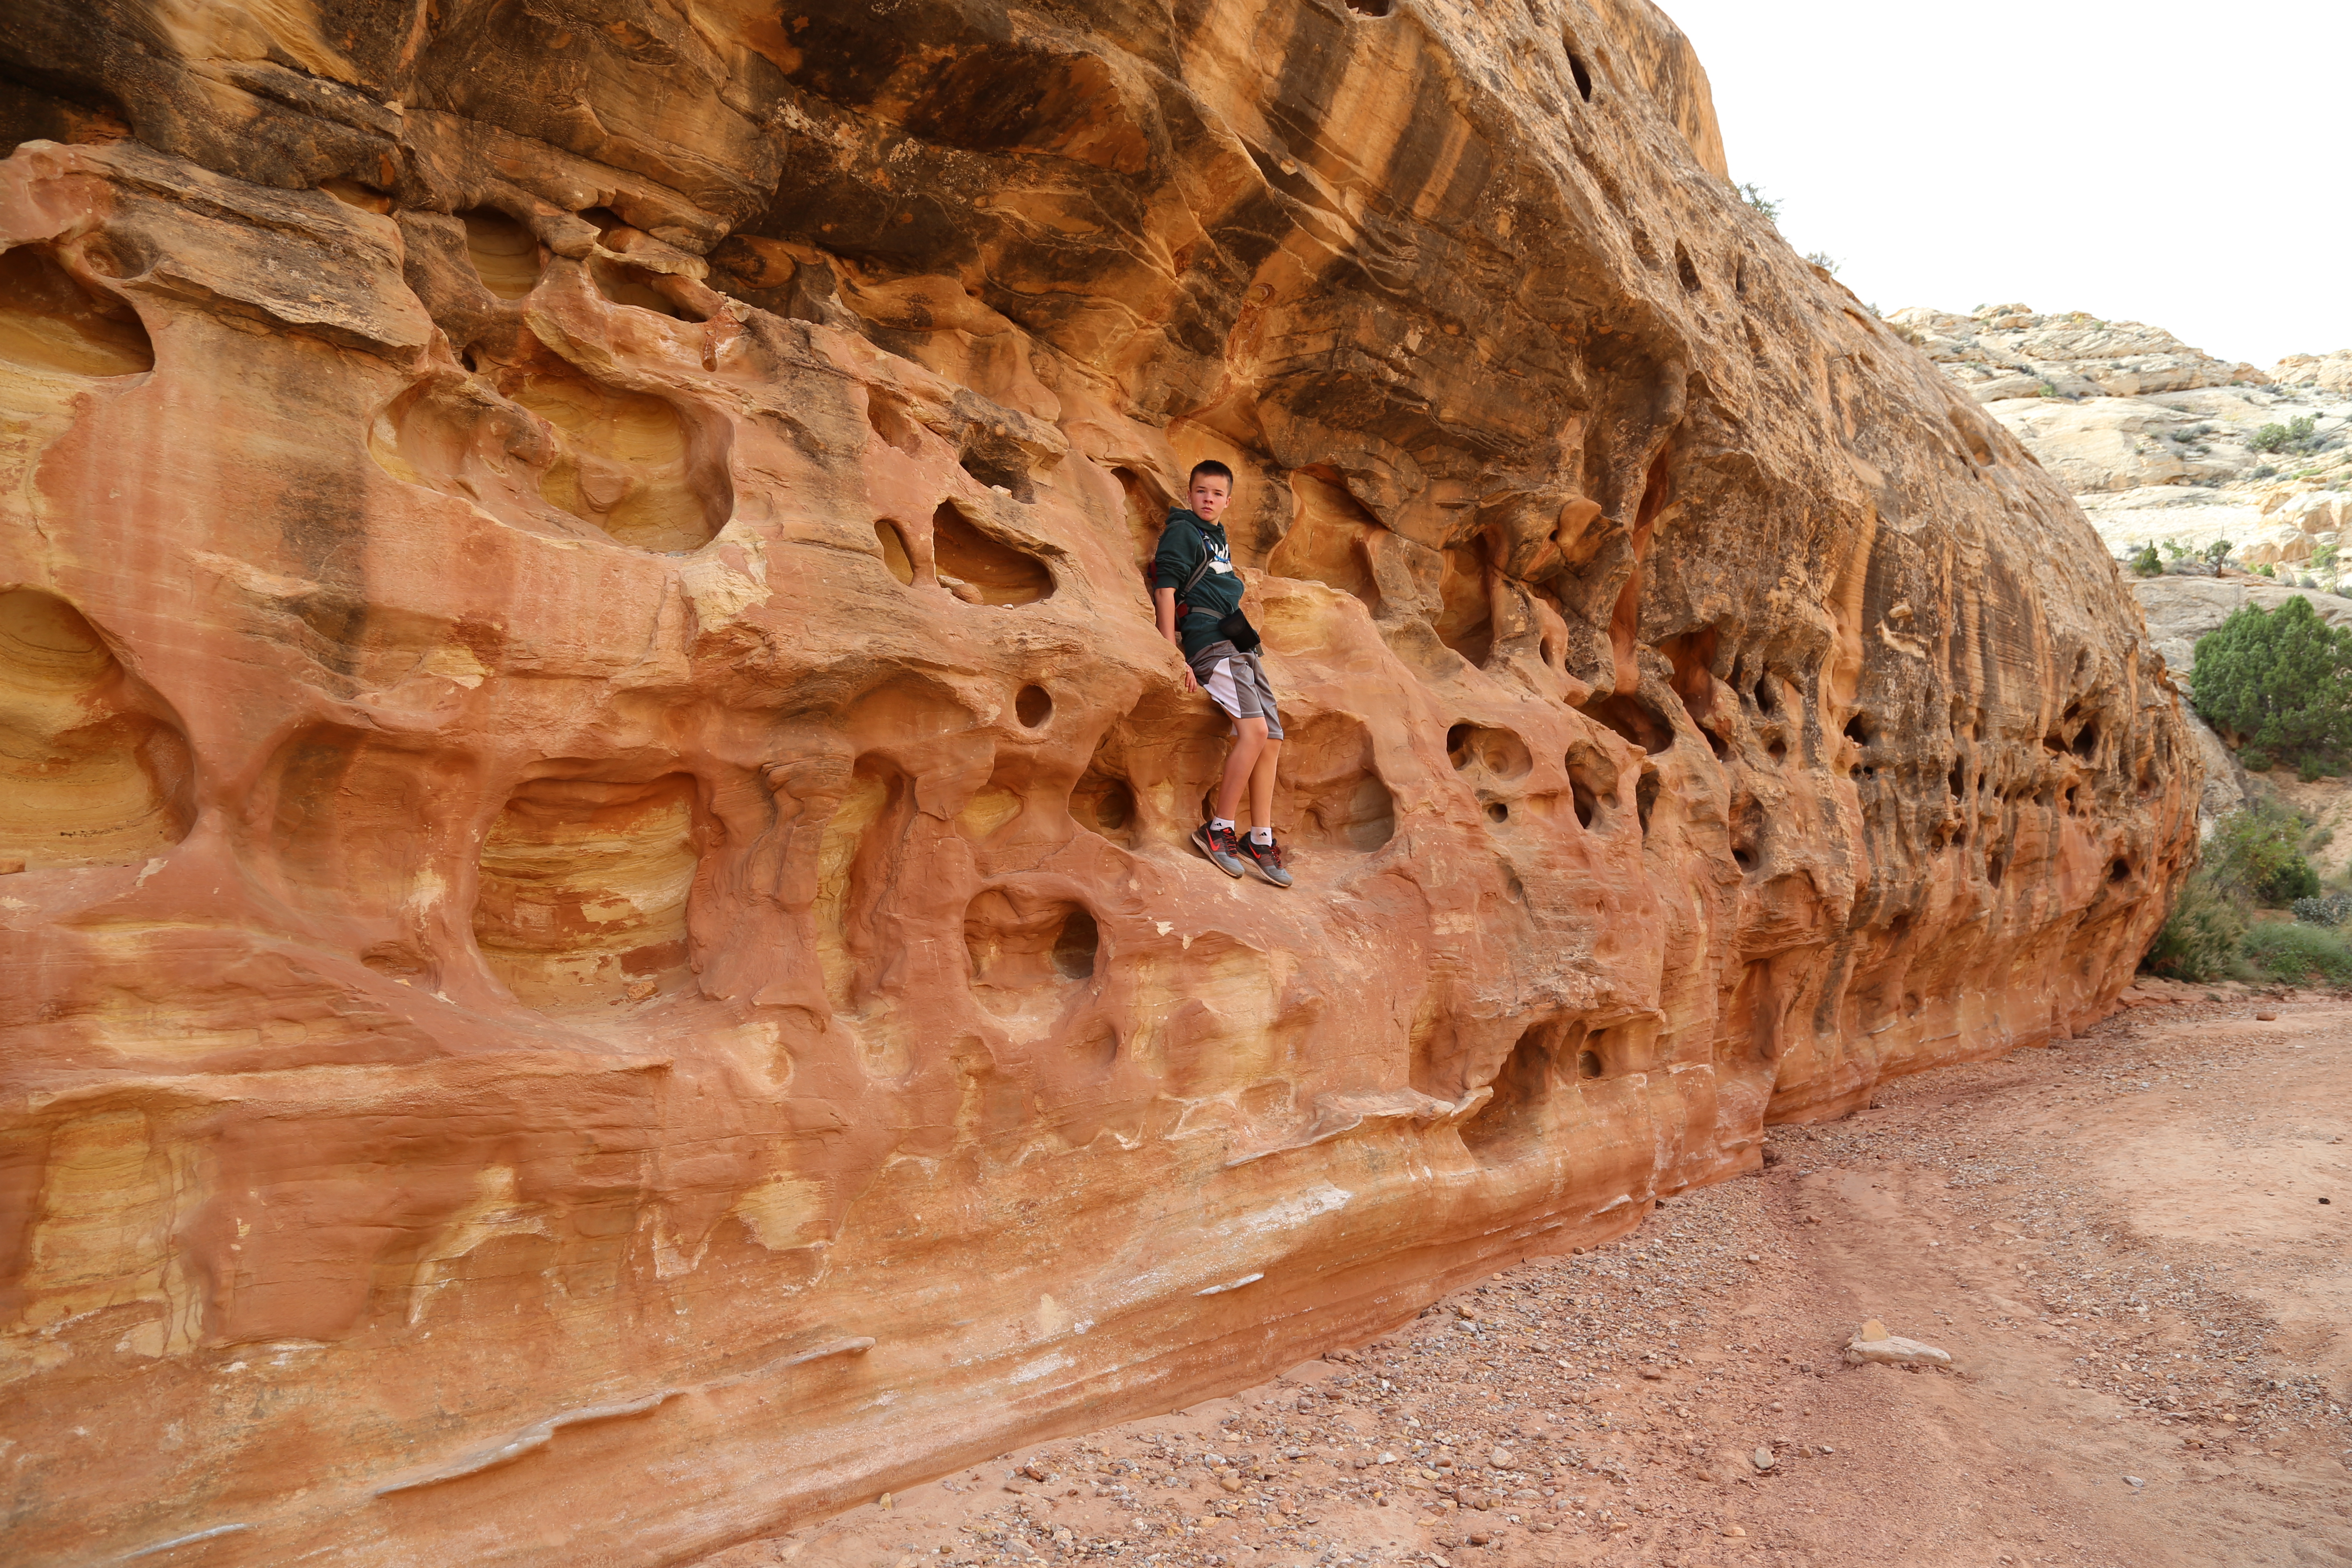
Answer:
[{"left": 1150, "top": 508, "right": 1244, "bottom": 658}]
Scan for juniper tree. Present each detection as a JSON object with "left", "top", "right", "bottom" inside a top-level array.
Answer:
[{"left": 2190, "top": 596, "right": 2352, "bottom": 759}]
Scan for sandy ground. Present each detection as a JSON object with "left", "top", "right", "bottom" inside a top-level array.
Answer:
[{"left": 702, "top": 997, "right": 2352, "bottom": 1568}]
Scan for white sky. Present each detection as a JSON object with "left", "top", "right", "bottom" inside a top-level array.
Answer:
[{"left": 1659, "top": 0, "right": 2352, "bottom": 368}]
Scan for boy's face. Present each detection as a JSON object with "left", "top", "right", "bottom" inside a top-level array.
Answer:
[{"left": 1189, "top": 474, "right": 1231, "bottom": 521}]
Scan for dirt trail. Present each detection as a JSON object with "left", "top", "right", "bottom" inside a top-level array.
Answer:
[{"left": 704, "top": 999, "right": 2352, "bottom": 1568}]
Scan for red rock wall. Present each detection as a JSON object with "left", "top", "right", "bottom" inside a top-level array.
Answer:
[{"left": 0, "top": 1, "right": 2195, "bottom": 1562}]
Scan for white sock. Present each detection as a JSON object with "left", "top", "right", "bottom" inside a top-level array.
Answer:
[
  {"left": 1251, "top": 827, "right": 1274, "bottom": 845},
  {"left": 1211, "top": 817, "right": 1235, "bottom": 834}
]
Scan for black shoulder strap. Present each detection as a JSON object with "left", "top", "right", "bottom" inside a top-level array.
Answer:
[{"left": 1177, "top": 518, "right": 1215, "bottom": 603}]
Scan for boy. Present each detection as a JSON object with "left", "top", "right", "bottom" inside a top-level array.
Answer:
[{"left": 1152, "top": 460, "right": 1293, "bottom": 888}]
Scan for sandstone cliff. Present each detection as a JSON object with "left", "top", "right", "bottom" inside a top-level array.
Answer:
[{"left": 0, "top": 3, "right": 2195, "bottom": 1562}]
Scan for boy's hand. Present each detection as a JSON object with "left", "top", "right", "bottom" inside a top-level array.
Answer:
[{"left": 1181, "top": 665, "right": 1198, "bottom": 693}]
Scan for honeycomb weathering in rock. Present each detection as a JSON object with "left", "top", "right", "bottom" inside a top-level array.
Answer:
[{"left": 0, "top": 1, "right": 2193, "bottom": 1562}]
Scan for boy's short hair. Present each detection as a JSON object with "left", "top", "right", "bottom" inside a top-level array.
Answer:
[{"left": 1188, "top": 459, "right": 1234, "bottom": 489}]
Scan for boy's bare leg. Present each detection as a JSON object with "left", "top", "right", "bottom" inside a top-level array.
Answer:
[
  {"left": 1213, "top": 718, "right": 1270, "bottom": 821},
  {"left": 1247, "top": 737, "right": 1282, "bottom": 834}
]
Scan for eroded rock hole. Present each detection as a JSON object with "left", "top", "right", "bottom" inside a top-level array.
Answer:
[
  {"left": 932, "top": 502, "right": 1053, "bottom": 605},
  {"left": 1433, "top": 542, "right": 1495, "bottom": 667},
  {"left": 1564, "top": 735, "right": 1622, "bottom": 830},
  {"left": 1344, "top": 0, "right": 1395, "bottom": 14},
  {"left": 1052, "top": 908, "right": 1099, "bottom": 980},
  {"left": 0, "top": 588, "right": 193, "bottom": 871},
  {"left": 0, "top": 246, "right": 153, "bottom": 381},
  {"left": 1578, "top": 1049, "right": 1604, "bottom": 1079},
  {"left": 499, "top": 361, "right": 729, "bottom": 551},
  {"left": 1563, "top": 39, "right": 1595, "bottom": 100},
  {"left": 2109, "top": 858, "right": 2132, "bottom": 884},
  {"left": 867, "top": 392, "right": 926, "bottom": 456},
  {"left": 264, "top": 726, "right": 457, "bottom": 920},
  {"left": 589, "top": 255, "right": 697, "bottom": 320},
  {"left": 1114, "top": 465, "right": 1177, "bottom": 574},
  {"left": 1072, "top": 768, "right": 1138, "bottom": 845},
  {"left": 1636, "top": 770, "right": 1660, "bottom": 838},
  {"left": 875, "top": 519, "right": 916, "bottom": 585},
  {"left": 1446, "top": 723, "right": 1532, "bottom": 779},
  {"left": 1752, "top": 675, "right": 1778, "bottom": 715},
  {"left": 965, "top": 889, "right": 1101, "bottom": 1010},
  {"left": 472, "top": 774, "right": 698, "bottom": 1009},
  {"left": 1283, "top": 714, "right": 1397, "bottom": 852},
  {"left": 1580, "top": 693, "right": 1674, "bottom": 754},
  {"left": 1730, "top": 796, "right": 1763, "bottom": 875},
  {"left": 956, "top": 778, "right": 1025, "bottom": 841},
  {"left": 1269, "top": 468, "right": 1384, "bottom": 613},
  {"left": 1674, "top": 242, "right": 1701, "bottom": 294},
  {"left": 959, "top": 440, "right": 1034, "bottom": 502},
  {"left": 2072, "top": 718, "right": 2101, "bottom": 761},
  {"left": 1767, "top": 738, "right": 1789, "bottom": 763},
  {"left": 1484, "top": 800, "right": 1509, "bottom": 825},
  {"left": 1311, "top": 775, "right": 1395, "bottom": 851},
  {"left": 459, "top": 210, "right": 542, "bottom": 301},
  {"left": 1015, "top": 684, "right": 1053, "bottom": 729},
  {"left": 1844, "top": 714, "right": 1877, "bottom": 748},
  {"left": 322, "top": 178, "right": 393, "bottom": 213},
  {"left": 1461, "top": 1020, "right": 1568, "bottom": 1162}
]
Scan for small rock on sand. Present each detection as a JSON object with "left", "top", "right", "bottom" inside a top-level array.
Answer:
[{"left": 1845, "top": 1322, "right": 1954, "bottom": 1368}]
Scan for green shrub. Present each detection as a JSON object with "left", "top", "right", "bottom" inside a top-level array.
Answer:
[
  {"left": 2302, "top": 752, "right": 2328, "bottom": 781},
  {"left": 2202, "top": 538, "right": 2234, "bottom": 567},
  {"left": 2249, "top": 416, "right": 2320, "bottom": 456},
  {"left": 1738, "top": 183, "right": 1782, "bottom": 223},
  {"left": 2142, "top": 872, "right": 2246, "bottom": 981},
  {"left": 2191, "top": 596, "right": 2352, "bottom": 758},
  {"left": 2256, "top": 563, "right": 2277, "bottom": 578},
  {"left": 2241, "top": 921, "right": 2352, "bottom": 985},
  {"left": 2239, "top": 747, "right": 2273, "bottom": 772},
  {"left": 2129, "top": 543, "right": 2162, "bottom": 576},
  {"left": 2208, "top": 802, "right": 2321, "bottom": 905},
  {"left": 2161, "top": 538, "right": 2190, "bottom": 560},
  {"left": 2292, "top": 891, "right": 2352, "bottom": 925}
]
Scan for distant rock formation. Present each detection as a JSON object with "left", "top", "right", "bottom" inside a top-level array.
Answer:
[
  {"left": 1890, "top": 305, "right": 2270, "bottom": 405},
  {"left": 0, "top": 3, "right": 2196, "bottom": 1563},
  {"left": 2275, "top": 350, "right": 2352, "bottom": 396},
  {"left": 1895, "top": 304, "right": 2352, "bottom": 579}
]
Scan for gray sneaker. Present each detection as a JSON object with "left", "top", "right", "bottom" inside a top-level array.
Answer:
[
  {"left": 1238, "top": 834, "right": 1293, "bottom": 888},
  {"left": 1192, "top": 821, "right": 1246, "bottom": 878}
]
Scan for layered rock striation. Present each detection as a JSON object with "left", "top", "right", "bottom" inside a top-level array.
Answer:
[{"left": 0, "top": 3, "right": 2195, "bottom": 1563}]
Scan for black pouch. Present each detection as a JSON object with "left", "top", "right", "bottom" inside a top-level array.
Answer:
[{"left": 1217, "top": 608, "right": 1262, "bottom": 653}]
